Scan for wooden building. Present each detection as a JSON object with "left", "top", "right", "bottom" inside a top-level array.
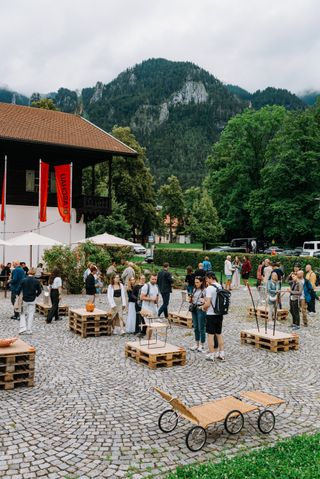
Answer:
[{"left": 0, "top": 103, "right": 136, "bottom": 263}]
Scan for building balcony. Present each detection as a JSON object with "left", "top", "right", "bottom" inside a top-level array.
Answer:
[{"left": 74, "top": 195, "right": 111, "bottom": 222}]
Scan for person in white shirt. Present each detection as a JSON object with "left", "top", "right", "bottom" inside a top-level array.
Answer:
[
  {"left": 263, "top": 258, "right": 273, "bottom": 284},
  {"left": 224, "top": 255, "right": 233, "bottom": 291},
  {"left": 46, "top": 268, "right": 63, "bottom": 323},
  {"left": 139, "top": 273, "right": 159, "bottom": 339},
  {"left": 202, "top": 272, "right": 224, "bottom": 361},
  {"left": 107, "top": 274, "right": 127, "bottom": 335}
]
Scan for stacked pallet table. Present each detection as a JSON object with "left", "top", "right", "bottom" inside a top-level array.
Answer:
[
  {"left": 36, "top": 302, "right": 69, "bottom": 317},
  {"left": 168, "top": 311, "right": 193, "bottom": 328},
  {"left": 69, "top": 308, "right": 112, "bottom": 338},
  {"left": 240, "top": 328, "right": 299, "bottom": 353},
  {"left": 248, "top": 306, "right": 289, "bottom": 321},
  {"left": 125, "top": 341, "right": 186, "bottom": 369},
  {"left": 0, "top": 339, "right": 35, "bottom": 390}
]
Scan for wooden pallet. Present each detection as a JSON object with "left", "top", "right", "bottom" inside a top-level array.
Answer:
[
  {"left": 168, "top": 311, "right": 193, "bottom": 328},
  {"left": 69, "top": 308, "right": 112, "bottom": 338},
  {"left": 248, "top": 306, "right": 289, "bottom": 321},
  {"left": 240, "top": 328, "right": 299, "bottom": 352},
  {"left": 0, "top": 339, "right": 35, "bottom": 390},
  {"left": 125, "top": 341, "right": 186, "bottom": 369},
  {"left": 36, "top": 302, "right": 69, "bottom": 317}
]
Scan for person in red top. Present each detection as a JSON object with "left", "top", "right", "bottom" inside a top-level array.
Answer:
[{"left": 241, "top": 256, "right": 252, "bottom": 290}]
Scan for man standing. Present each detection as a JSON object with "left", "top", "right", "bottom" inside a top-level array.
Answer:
[
  {"left": 305, "top": 264, "right": 317, "bottom": 315},
  {"left": 157, "top": 263, "right": 173, "bottom": 319},
  {"left": 203, "top": 256, "right": 212, "bottom": 273},
  {"left": 121, "top": 262, "right": 135, "bottom": 286},
  {"left": 297, "top": 270, "right": 311, "bottom": 327},
  {"left": 202, "top": 272, "right": 225, "bottom": 361},
  {"left": 9, "top": 261, "right": 25, "bottom": 320},
  {"left": 139, "top": 273, "right": 159, "bottom": 338},
  {"left": 224, "top": 255, "right": 233, "bottom": 291},
  {"left": 262, "top": 258, "right": 273, "bottom": 284},
  {"left": 17, "top": 268, "right": 42, "bottom": 335}
]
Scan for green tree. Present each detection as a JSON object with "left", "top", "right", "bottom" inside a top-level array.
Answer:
[
  {"left": 186, "top": 191, "right": 224, "bottom": 249},
  {"left": 247, "top": 103, "right": 320, "bottom": 245},
  {"left": 31, "top": 98, "right": 58, "bottom": 110},
  {"left": 86, "top": 199, "right": 131, "bottom": 238},
  {"left": 158, "top": 175, "right": 185, "bottom": 242},
  {"left": 205, "top": 106, "right": 288, "bottom": 239}
]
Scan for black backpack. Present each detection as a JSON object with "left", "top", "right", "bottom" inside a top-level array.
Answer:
[{"left": 212, "top": 284, "right": 231, "bottom": 315}]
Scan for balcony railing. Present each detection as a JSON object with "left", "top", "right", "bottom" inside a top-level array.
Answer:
[{"left": 74, "top": 195, "right": 111, "bottom": 222}]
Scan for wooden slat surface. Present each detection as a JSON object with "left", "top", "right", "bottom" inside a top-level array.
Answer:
[
  {"left": 240, "top": 390, "right": 285, "bottom": 406},
  {"left": 241, "top": 328, "right": 296, "bottom": 340},
  {"left": 0, "top": 339, "right": 35, "bottom": 356},
  {"left": 190, "top": 397, "right": 257, "bottom": 428},
  {"left": 70, "top": 308, "right": 108, "bottom": 317}
]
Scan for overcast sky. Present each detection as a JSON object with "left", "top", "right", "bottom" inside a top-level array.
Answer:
[{"left": 1, "top": 0, "right": 319, "bottom": 96}]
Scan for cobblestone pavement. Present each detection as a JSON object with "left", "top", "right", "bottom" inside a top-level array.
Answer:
[{"left": 0, "top": 288, "right": 319, "bottom": 479}]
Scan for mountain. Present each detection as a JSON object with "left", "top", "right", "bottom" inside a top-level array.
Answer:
[
  {"left": 298, "top": 90, "right": 320, "bottom": 106},
  {"left": 226, "top": 84, "right": 305, "bottom": 110},
  {"left": 0, "top": 88, "right": 29, "bottom": 106},
  {"left": 82, "top": 59, "right": 247, "bottom": 188}
]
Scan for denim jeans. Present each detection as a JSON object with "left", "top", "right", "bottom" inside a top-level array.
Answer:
[
  {"left": 158, "top": 292, "right": 170, "bottom": 318},
  {"left": 191, "top": 307, "right": 206, "bottom": 343}
]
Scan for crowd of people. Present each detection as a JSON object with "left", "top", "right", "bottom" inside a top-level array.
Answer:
[{"left": 3, "top": 253, "right": 318, "bottom": 361}]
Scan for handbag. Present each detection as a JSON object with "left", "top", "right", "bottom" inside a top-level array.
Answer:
[{"left": 188, "top": 303, "right": 197, "bottom": 313}]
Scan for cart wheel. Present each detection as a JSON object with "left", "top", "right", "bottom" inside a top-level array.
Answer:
[
  {"left": 224, "top": 410, "right": 244, "bottom": 434},
  {"left": 185, "top": 426, "right": 207, "bottom": 452},
  {"left": 258, "top": 410, "right": 275, "bottom": 434},
  {"left": 158, "top": 409, "right": 179, "bottom": 433}
]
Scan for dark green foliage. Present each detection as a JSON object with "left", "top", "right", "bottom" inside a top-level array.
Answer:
[
  {"left": 54, "top": 88, "right": 78, "bottom": 113},
  {"left": 31, "top": 98, "right": 58, "bottom": 110},
  {"left": 251, "top": 87, "right": 306, "bottom": 110},
  {"left": 299, "top": 90, "right": 320, "bottom": 106},
  {"left": 158, "top": 176, "right": 185, "bottom": 242},
  {"left": 153, "top": 249, "right": 320, "bottom": 275},
  {"left": 87, "top": 200, "right": 131, "bottom": 238},
  {"left": 0, "top": 88, "right": 29, "bottom": 105},
  {"left": 167, "top": 433, "right": 320, "bottom": 479},
  {"left": 205, "top": 106, "right": 289, "bottom": 239},
  {"left": 226, "top": 84, "right": 252, "bottom": 101}
]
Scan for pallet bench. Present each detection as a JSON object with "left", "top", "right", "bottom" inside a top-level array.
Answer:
[
  {"left": 240, "top": 328, "right": 299, "bottom": 353},
  {"left": 36, "top": 302, "right": 69, "bottom": 317},
  {"left": 248, "top": 306, "right": 289, "bottom": 321},
  {"left": 0, "top": 339, "right": 35, "bottom": 390},
  {"left": 125, "top": 341, "right": 186, "bottom": 369},
  {"left": 168, "top": 311, "right": 193, "bottom": 328},
  {"left": 69, "top": 308, "right": 112, "bottom": 338}
]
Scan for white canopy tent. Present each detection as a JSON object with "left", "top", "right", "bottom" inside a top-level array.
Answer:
[
  {"left": 5, "top": 232, "right": 63, "bottom": 266},
  {"left": 78, "top": 233, "right": 135, "bottom": 247}
]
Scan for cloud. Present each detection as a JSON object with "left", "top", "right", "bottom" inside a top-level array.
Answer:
[{"left": 0, "top": 0, "right": 319, "bottom": 95}]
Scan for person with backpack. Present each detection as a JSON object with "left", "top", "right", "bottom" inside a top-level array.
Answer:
[
  {"left": 202, "top": 272, "right": 228, "bottom": 361},
  {"left": 297, "top": 270, "right": 312, "bottom": 327},
  {"left": 17, "top": 268, "right": 42, "bottom": 335},
  {"left": 305, "top": 264, "right": 317, "bottom": 315}
]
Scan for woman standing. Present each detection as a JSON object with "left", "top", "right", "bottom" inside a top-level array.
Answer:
[
  {"left": 241, "top": 256, "right": 252, "bottom": 290},
  {"left": 256, "top": 260, "right": 265, "bottom": 288},
  {"left": 185, "top": 266, "right": 195, "bottom": 294},
  {"left": 46, "top": 268, "right": 63, "bottom": 323},
  {"left": 85, "top": 265, "right": 97, "bottom": 304},
  {"left": 126, "top": 277, "right": 137, "bottom": 333},
  {"left": 189, "top": 276, "right": 206, "bottom": 352},
  {"left": 133, "top": 275, "right": 146, "bottom": 334},
  {"left": 231, "top": 256, "right": 241, "bottom": 290},
  {"left": 107, "top": 274, "right": 127, "bottom": 335}
]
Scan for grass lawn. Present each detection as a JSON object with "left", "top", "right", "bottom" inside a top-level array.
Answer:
[
  {"left": 167, "top": 433, "right": 320, "bottom": 479},
  {"left": 155, "top": 243, "right": 202, "bottom": 250}
]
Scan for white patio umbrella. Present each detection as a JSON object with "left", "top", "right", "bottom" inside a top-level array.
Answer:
[
  {"left": 78, "top": 232, "right": 135, "bottom": 247},
  {"left": 6, "top": 232, "right": 62, "bottom": 266}
]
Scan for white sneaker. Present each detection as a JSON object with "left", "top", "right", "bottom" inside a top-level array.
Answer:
[
  {"left": 190, "top": 345, "right": 198, "bottom": 351},
  {"left": 205, "top": 353, "right": 215, "bottom": 362},
  {"left": 19, "top": 330, "right": 27, "bottom": 335},
  {"left": 120, "top": 329, "right": 126, "bottom": 336},
  {"left": 217, "top": 354, "right": 225, "bottom": 361},
  {"left": 197, "top": 346, "right": 206, "bottom": 353}
]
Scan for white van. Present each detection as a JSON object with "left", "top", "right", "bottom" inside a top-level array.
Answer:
[{"left": 301, "top": 241, "right": 320, "bottom": 257}]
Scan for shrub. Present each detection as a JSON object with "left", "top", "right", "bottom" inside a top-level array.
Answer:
[
  {"left": 76, "top": 241, "right": 111, "bottom": 271},
  {"left": 153, "top": 248, "right": 320, "bottom": 277},
  {"left": 43, "top": 245, "right": 84, "bottom": 294},
  {"left": 104, "top": 245, "right": 132, "bottom": 264}
]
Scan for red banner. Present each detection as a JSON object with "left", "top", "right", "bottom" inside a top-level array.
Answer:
[
  {"left": 39, "top": 161, "right": 49, "bottom": 222},
  {"left": 54, "top": 164, "right": 71, "bottom": 223},
  {"left": 1, "top": 160, "right": 6, "bottom": 221}
]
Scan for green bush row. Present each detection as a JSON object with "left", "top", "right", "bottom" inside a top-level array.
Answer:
[
  {"left": 167, "top": 433, "right": 320, "bottom": 479},
  {"left": 154, "top": 248, "right": 320, "bottom": 277}
]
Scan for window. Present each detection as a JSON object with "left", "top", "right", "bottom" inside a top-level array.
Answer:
[
  {"left": 26, "top": 170, "right": 56, "bottom": 193},
  {"left": 304, "top": 243, "right": 315, "bottom": 250}
]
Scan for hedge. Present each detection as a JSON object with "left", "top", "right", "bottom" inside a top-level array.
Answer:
[{"left": 154, "top": 248, "right": 320, "bottom": 277}]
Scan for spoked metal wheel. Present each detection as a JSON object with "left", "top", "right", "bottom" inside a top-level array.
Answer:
[
  {"left": 158, "top": 409, "right": 179, "bottom": 433},
  {"left": 185, "top": 426, "right": 207, "bottom": 452},
  {"left": 258, "top": 410, "right": 275, "bottom": 434},
  {"left": 224, "top": 410, "right": 244, "bottom": 434}
]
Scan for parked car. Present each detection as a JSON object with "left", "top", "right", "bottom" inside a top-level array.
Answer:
[
  {"left": 133, "top": 244, "right": 146, "bottom": 254},
  {"left": 279, "top": 249, "right": 301, "bottom": 256},
  {"left": 144, "top": 253, "right": 154, "bottom": 263},
  {"left": 301, "top": 241, "right": 320, "bottom": 257},
  {"left": 263, "top": 246, "right": 284, "bottom": 254},
  {"left": 209, "top": 246, "right": 232, "bottom": 252},
  {"left": 312, "top": 251, "right": 320, "bottom": 258}
]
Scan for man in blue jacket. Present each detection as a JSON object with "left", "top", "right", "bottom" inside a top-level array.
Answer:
[
  {"left": 17, "top": 268, "right": 42, "bottom": 334},
  {"left": 9, "top": 260, "right": 25, "bottom": 320}
]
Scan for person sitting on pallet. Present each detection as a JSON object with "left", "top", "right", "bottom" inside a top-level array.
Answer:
[{"left": 138, "top": 273, "right": 159, "bottom": 339}]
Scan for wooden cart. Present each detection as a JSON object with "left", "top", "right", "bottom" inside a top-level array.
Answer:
[{"left": 154, "top": 387, "right": 285, "bottom": 451}]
